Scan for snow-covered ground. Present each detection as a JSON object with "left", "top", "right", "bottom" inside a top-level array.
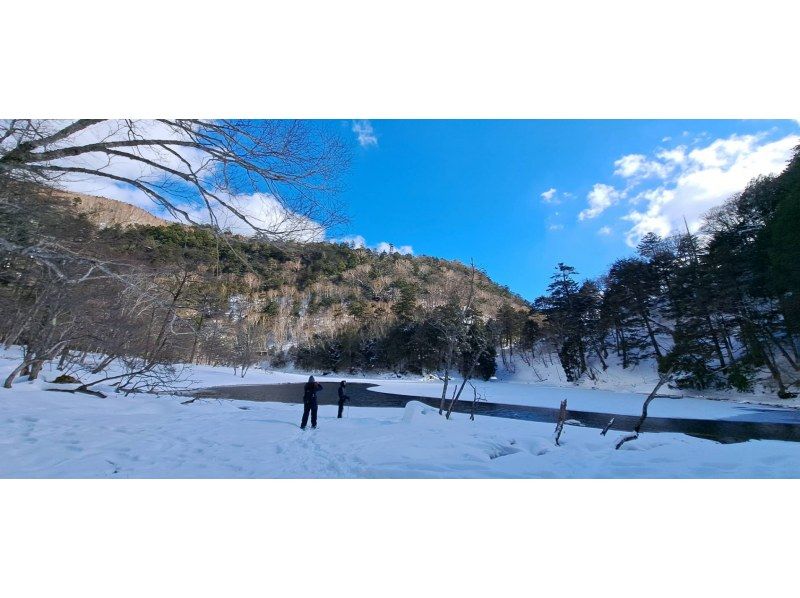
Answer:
[
  {"left": 490, "top": 350, "right": 800, "bottom": 408},
  {"left": 367, "top": 378, "right": 800, "bottom": 422},
  {"left": 2, "top": 347, "right": 800, "bottom": 478}
]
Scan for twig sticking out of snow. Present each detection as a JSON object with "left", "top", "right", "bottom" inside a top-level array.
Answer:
[{"left": 601, "top": 417, "right": 615, "bottom": 436}]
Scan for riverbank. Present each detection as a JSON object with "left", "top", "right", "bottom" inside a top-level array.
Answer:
[
  {"left": 3, "top": 352, "right": 800, "bottom": 477},
  {"left": 192, "top": 382, "right": 800, "bottom": 443}
]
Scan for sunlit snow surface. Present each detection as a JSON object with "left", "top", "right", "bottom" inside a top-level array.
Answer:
[{"left": 2, "top": 348, "right": 799, "bottom": 478}]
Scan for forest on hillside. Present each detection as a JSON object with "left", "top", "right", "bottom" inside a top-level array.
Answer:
[
  {"left": 0, "top": 183, "right": 525, "bottom": 394},
  {"left": 503, "top": 146, "right": 800, "bottom": 397}
]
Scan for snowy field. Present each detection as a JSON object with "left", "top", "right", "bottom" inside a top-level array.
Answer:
[
  {"left": 489, "top": 351, "right": 800, "bottom": 408},
  {"left": 2, "top": 348, "right": 800, "bottom": 478}
]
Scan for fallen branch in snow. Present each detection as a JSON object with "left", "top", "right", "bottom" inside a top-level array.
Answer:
[
  {"left": 614, "top": 431, "right": 639, "bottom": 449},
  {"left": 47, "top": 387, "right": 107, "bottom": 398},
  {"left": 554, "top": 399, "right": 567, "bottom": 446},
  {"left": 615, "top": 367, "right": 674, "bottom": 450},
  {"left": 601, "top": 417, "right": 615, "bottom": 436}
]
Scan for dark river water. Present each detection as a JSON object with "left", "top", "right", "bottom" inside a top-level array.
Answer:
[{"left": 191, "top": 382, "right": 800, "bottom": 444}]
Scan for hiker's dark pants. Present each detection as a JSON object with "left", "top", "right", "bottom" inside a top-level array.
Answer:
[
  {"left": 301, "top": 398, "right": 318, "bottom": 429},
  {"left": 337, "top": 399, "right": 345, "bottom": 418}
]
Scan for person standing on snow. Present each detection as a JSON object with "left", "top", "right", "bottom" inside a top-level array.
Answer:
[
  {"left": 337, "top": 380, "right": 350, "bottom": 418},
  {"left": 301, "top": 375, "right": 323, "bottom": 430}
]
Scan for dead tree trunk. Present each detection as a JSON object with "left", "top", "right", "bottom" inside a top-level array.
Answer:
[
  {"left": 554, "top": 399, "right": 568, "bottom": 446},
  {"left": 446, "top": 347, "right": 487, "bottom": 419},
  {"left": 3, "top": 358, "right": 35, "bottom": 388},
  {"left": 615, "top": 368, "right": 674, "bottom": 449},
  {"left": 3, "top": 340, "right": 70, "bottom": 388},
  {"left": 469, "top": 383, "right": 482, "bottom": 421}
]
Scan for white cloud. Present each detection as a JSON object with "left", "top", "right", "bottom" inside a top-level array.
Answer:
[
  {"left": 656, "top": 146, "right": 686, "bottom": 165},
  {"left": 175, "top": 192, "right": 326, "bottom": 242},
  {"left": 597, "top": 226, "right": 612, "bottom": 236},
  {"left": 332, "top": 234, "right": 367, "bottom": 249},
  {"left": 579, "top": 183, "right": 621, "bottom": 220},
  {"left": 548, "top": 224, "right": 564, "bottom": 231},
  {"left": 540, "top": 187, "right": 557, "bottom": 203},
  {"left": 618, "top": 132, "right": 799, "bottom": 247},
  {"left": 613, "top": 154, "right": 647, "bottom": 178},
  {"left": 352, "top": 120, "right": 378, "bottom": 148},
  {"left": 623, "top": 210, "right": 672, "bottom": 247},
  {"left": 332, "top": 235, "right": 413, "bottom": 255},
  {"left": 613, "top": 153, "right": 672, "bottom": 179},
  {"left": 540, "top": 188, "right": 572, "bottom": 205},
  {"left": 375, "top": 242, "right": 413, "bottom": 255}
]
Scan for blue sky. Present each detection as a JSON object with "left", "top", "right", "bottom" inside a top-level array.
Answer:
[
  {"left": 63, "top": 119, "right": 800, "bottom": 303},
  {"left": 331, "top": 120, "right": 800, "bottom": 300}
]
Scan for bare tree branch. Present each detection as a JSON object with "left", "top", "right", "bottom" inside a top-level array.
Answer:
[{"left": 1, "top": 119, "right": 349, "bottom": 242}]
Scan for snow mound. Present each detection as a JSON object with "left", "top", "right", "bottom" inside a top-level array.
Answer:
[{"left": 402, "top": 400, "right": 432, "bottom": 423}]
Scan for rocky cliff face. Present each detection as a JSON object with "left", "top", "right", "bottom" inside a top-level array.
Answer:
[{"left": 50, "top": 188, "right": 169, "bottom": 229}]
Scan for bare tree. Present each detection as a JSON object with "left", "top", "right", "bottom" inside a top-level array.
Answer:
[
  {"left": 433, "top": 301, "right": 467, "bottom": 414},
  {"left": 615, "top": 367, "right": 675, "bottom": 449},
  {"left": 445, "top": 317, "right": 492, "bottom": 419},
  {"left": 434, "top": 260, "right": 479, "bottom": 415},
  {"left": 468, "top": 381, "right": 486, "bottom": 421},
  {"left": 0, "top": 119, "right": 348, "bottom": 241},
  {"left": 231, "top": 319, "right": 268, "bottom": 377}
]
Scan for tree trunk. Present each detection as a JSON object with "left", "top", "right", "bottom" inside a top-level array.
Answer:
[
  {"left": 615, "top": 368, "right": 674, "bottom": 449},
  {"left": 619, "top": 325, "right": 628, "bottom": 369},
  {"left": 28, "top": 359, "right": 44, "bottom": 381},
  {"left": 469, "top": 385, "right": 480, "bottom": 421},
  {"left": 438, "top": 367, "right": 450, "bottom": 415},
  {"left": 766, "top": 332, "right": 799, "bottom": 371},
  {"left": 554, "top": 399, "right": 568, "bottom": 446},
  {"left": 704, "top": 312, "right": 727, "bottom": 368},
  {"left": 3, "top": 340, "right": 69, "bottom": 388},
  {"left": 189, "top": 314, "right": 204, "bottom": 364},
  {"left": 57, "top": 345, "right": 71, "bottom": 370},
  {"left": 446, "top": 348, "right": 486, "bottom": 419},
  {"left": 595, "top": 347, "right": 608, "bottom": 371},
  {"left": 759, "top": 337, "right": 790, "bottom": 396},
  {"left": 634, "top": 294, "right": 663, "bottom": 359},
  {"left": 4, "top": 358, "right": 35, "bottom": 388}
]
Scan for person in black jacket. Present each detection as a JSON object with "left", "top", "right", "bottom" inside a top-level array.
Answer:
[
  {"left": 300, "top": 375, "right": 323, "bottom": 430},
  {"left": 337, "top": 380, "right": 350, "bottom": 418}
]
